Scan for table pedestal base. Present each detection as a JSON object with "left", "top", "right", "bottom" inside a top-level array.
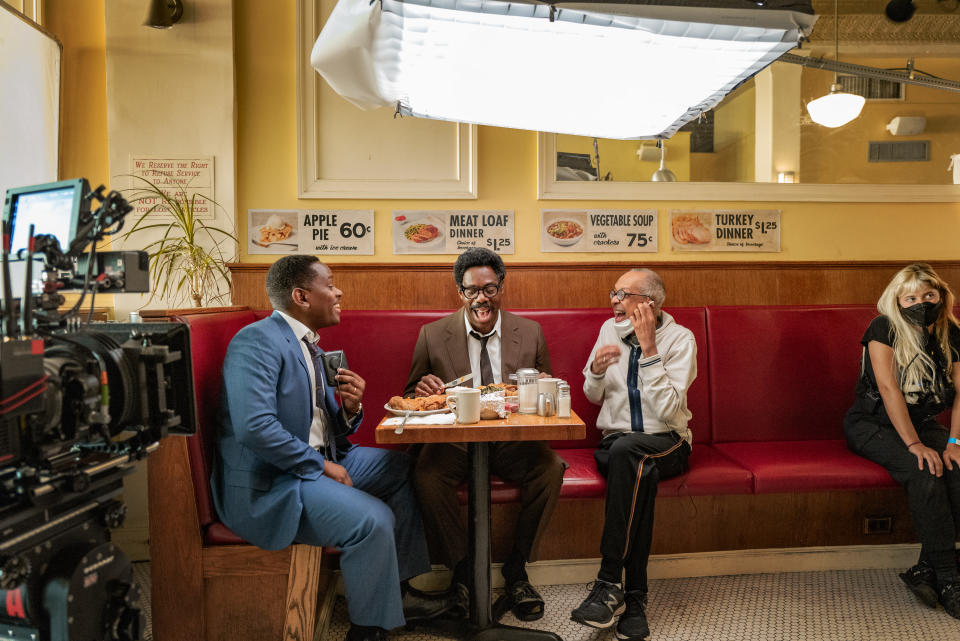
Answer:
[{"left": 467, "top": 443, "right": 562, "bottom": 641}]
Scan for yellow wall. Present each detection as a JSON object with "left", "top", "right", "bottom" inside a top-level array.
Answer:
[
  {"left": 46, "top": 0, "right": 109, "bottom": 189},
  {"left": 801, "top": 57, "right": 960, "bottom": 185},
  {"left": 711, "top": 84, "right": 756, "bottom": 183},
  {"left": 44, "top": 1, "right": 113, "bottom": 309},
  {"left": 51, "top": 1, "right": 960, "bottom": 267}
]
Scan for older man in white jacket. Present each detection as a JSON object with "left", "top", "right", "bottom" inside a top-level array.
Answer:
[{"left": 571, "top": 268, "right": 697, "bottom": 641}]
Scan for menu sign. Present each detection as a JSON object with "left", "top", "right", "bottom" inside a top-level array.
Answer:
[
  {"left": 670, "top": 210, "right": 781, "bottom": 252},
  {"left": 248, "top": 209, "right": 374, "bottom": 255},
  {"left": 128, "top": 155, "right": 215, "bottom": 220},
  {"left": 540, "top": 210, "right": 658, "bottom": 253},
  {"left": 392, "top": 211, "right": 514, "bottom": 255}
]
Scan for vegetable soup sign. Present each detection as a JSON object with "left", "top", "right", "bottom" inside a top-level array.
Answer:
[
  {"left": 392, "top": 211, "right": 515, "bottom": 255},
  {"left": 540, "top": 210, "right": 658, "bottom": 253}
]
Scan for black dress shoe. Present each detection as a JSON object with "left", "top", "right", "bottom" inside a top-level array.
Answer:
[
  {"left": 346, "top": 624, "right": 389, "bottom": 641},
  {"left": 402, "top": 585, "right": 457, "bottom": 622}
]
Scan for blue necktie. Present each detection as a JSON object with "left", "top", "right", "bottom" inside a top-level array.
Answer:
[
  {"left": 302, "top": 338, "right": 338, "bottom": 462},
  {"left": 622, "top": 336, "right": 644, "bottom": 432}
]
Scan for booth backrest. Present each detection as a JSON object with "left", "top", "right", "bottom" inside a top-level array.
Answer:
[
  {"left": 707, "top": 305, "right": 877, "bottom": 443},
  {"left": 175, "top": 310, "right": 259, "bottom": 531}
]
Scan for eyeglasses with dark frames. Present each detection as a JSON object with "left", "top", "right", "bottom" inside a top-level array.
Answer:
[
  {"left": 609, "top": 289, "right": 654, "bottom": 303},
  {"left": 460, "top": 281, "right": 503, "bottom": 300}
]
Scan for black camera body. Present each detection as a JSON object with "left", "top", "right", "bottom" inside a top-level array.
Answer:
[{"left": 0, "top": 179, "right": 196, "bottom": 641}]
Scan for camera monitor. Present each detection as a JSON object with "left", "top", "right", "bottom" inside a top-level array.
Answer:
[{"left": 3, "top": 178, "right": 89, "bottom": 254}]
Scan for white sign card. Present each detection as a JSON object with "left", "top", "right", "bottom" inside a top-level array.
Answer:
[
  {"left": 248, "top": 209, "right": 374, "bottom": 255},
  {"left": 128, "top": 155, "right": 215, "bottom": 220},
  {"left": 392, "top": 211, "right": 514, "bottom": 255},
  {"left": 670, "top": 210, "right": 781, "bottom": 252},
  {"left": 540, "top": 209, "right": 658, "bottom": 253}
]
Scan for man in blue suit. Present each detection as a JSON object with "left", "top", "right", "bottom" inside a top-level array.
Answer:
[{"left": 211, "top": 255, "right": 451, "bottom": 641}]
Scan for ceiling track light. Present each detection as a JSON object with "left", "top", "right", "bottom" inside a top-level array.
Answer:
[
  {"left": 144, "top": 0, "right": 183, "bottom": 29},
  {"left": 885, "top": 0, "right": 916, "bottom": 23}
]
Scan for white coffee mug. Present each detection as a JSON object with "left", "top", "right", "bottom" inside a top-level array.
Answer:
[{"left": 446, "top": 387, "right": 481, "bottom": 424}]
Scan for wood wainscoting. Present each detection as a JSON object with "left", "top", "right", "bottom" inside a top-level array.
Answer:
[{"left": 228, "top": 261, "right": 960, "bottom": 310}]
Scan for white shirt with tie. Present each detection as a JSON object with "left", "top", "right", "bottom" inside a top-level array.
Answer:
[
  {"left": 463, "top": 310, "right": 503, "bottom": 385},
  {"left": 277, "top": 310, "right": 337, "bottom": 450}
]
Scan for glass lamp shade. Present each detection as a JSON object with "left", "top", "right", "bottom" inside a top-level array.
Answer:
[
  {"left": 806, "top": 86, "right": 866, "bottom": 128},
  {"left": 311, "top": 0, "right": 816, "bottom": 140}
]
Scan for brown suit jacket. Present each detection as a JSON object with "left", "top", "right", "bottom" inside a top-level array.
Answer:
[{"left": 403, "top": 309, "right": 552, "bottom": 396}]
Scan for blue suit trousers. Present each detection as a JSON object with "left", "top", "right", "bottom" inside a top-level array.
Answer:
[{"left": 295, "top": 445, "right": 430, "bottom": 630}]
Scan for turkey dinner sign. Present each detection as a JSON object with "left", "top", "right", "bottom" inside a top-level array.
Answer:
[{"left": 670, "top": 210, "right": 781, "bottom": 252}]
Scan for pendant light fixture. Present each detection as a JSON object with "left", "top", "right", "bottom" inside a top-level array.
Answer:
[
  {"left": 806, "top": 0, "right": 865, "bottom": 128},
  {"left": 651, "top": 141, "right": 677, "bottom": 182}
]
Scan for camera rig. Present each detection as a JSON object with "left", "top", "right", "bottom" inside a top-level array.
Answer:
[{"left": 0, "top": 179, "right": 196, "bottom": 641}]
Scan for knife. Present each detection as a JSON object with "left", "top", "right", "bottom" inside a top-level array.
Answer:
[{"left": 443, "top": 373, "right": 473, "bottom": 389}]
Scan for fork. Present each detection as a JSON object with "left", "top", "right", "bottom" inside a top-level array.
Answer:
[{"left": 394, "top": 410, "right": 412, "bottom": 435}]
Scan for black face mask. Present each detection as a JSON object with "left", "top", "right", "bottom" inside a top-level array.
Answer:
[{"left": 901, "top": 301, "right": 943, "bottom": 327}]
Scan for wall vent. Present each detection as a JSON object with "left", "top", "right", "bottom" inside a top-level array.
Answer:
[
  {"left": 868, "top": 141, "right": 930, "bottom": 163},
  {"left": 839, "top": 74, "right": 904, "bottom": 100}
]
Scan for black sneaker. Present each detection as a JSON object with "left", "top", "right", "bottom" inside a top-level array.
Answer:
[
  {"left": 940, "top": 582, "right": 960, "bottom": 620},
  {"left": 570, "top": 580, "right": 625, "bottom": 629},
  {"left": 900, "top": 561, "right": 938, "bottom": 608},
  {"left": 616, "top": 591, "right": 650, "bottom": 641}
]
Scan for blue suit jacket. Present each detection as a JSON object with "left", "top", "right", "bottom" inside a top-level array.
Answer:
[{"left": 210, "top": 312, "right": 360, "bottom": 550}]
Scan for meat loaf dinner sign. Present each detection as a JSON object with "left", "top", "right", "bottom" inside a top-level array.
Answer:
[
  {"left": 670, "top": 210, "right": 781, "bottom": 252},
  {"left": 392, "top": 211, "right": 514, "bottom": 255},
  {"left": 540, "top": 209, "right": 658, "bottom": 253}
]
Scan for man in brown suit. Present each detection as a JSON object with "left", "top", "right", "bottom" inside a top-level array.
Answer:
[{"left": 404, "top": 247, "right": 564, "bottom": 622}]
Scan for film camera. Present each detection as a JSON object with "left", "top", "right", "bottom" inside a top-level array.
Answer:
[{"left": 0, "top": 179, "right": 196, "bottom": 640}]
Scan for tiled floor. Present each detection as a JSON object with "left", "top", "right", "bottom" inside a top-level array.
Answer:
[
  {"left": 327, "top": 570, "right": 960, "bottom": 641},
  {"left": 134, "top": 563, "right": 960, "bottom": 640}
]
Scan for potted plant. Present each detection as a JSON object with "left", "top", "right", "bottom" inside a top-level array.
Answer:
[{"left": 121, "top": 174, "right": 237, "bottom": 308}]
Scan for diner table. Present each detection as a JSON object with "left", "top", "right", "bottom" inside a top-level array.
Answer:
[{"left": 377, "top": 409, "right": 586, "bottom": 641}]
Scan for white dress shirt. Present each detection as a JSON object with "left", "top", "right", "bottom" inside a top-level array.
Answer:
[
  {"left": 277, "top": 310, "right": 329, "bottom": 449},
  {"left": 464, "top": 310, "right": 503, "bottom": 385}
]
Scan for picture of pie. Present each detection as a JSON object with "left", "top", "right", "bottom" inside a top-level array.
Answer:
[
  {"left": 671, "top": 214, "right": 711, "bottom": 245},
  {"left": 259, "top": 222, "right": 293, "bottom": 243}
]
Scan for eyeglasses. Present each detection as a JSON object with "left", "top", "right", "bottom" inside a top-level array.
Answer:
[
  {"left": 460, "top": 281, "right": 503, "bottom": 299},
  {"left": 609, "top": 289, "right": 654, "bottom": 303}
]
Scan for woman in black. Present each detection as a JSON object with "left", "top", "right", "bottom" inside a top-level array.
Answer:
[{"left": 845, "top": 263, "right": 960, "bottom": 619}]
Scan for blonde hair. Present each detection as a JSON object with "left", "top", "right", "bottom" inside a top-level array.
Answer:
[{"left": 877, "top": 263, "right": 959, "bottom": 394}]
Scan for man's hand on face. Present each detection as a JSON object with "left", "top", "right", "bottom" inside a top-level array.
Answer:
[
  {"left": 322, "top": 461, "right": 353, "bottom": 486},
  {"left": 334, "top": 368, "right": 365, "bottom": 415},
  {"left": 631, "top": 300, "right": 659, "bottom": 357},
  {"left": 415, "top": 374, "right": 445, "bottom": 397}
]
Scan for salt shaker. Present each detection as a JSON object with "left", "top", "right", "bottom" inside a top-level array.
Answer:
[
  {"left": 516, "top": 368, "right": 539, "bottom": 414},
  {"left": 556, "top": 383, "right": 571, "bottom": 418}
]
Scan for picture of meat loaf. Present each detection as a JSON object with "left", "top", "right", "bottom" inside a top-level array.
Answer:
[{"left": 671, "top": 214, "right": 711, "bottom": 245}]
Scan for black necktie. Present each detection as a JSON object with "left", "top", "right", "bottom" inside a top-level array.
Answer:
[
  {"left": 470, "top": 330, "right": 495, "bottom": 386},
  {"left": 302, "top": 338, "right": 338, "bottom": 462}
]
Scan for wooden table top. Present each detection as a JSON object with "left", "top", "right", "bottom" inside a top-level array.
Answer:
[{"left": 375, "top": 410, "right": 586, "bottom": 445}]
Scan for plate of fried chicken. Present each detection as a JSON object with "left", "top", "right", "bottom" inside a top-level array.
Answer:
[{"left": 385, "top": 394, "right": 451, "bottom": 416}]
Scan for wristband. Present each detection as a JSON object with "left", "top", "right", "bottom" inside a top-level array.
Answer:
[
  {"left": 949, "top": 437, "right": 959, "bottom": 446},
  {"left": 905, "top": 441, "right": 921, "bottom": 449}
]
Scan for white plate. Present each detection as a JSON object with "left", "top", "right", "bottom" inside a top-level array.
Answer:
[
  {"left": 383, "top": 403, "right": 451, "bottom": 417},
  {"left": 546, "top": 219, "right": 585, "bottom": 247}
]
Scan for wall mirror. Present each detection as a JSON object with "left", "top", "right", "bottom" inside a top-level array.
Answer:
[{"left": 538, "top": 2, "right": 960, "bottom": 202}]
